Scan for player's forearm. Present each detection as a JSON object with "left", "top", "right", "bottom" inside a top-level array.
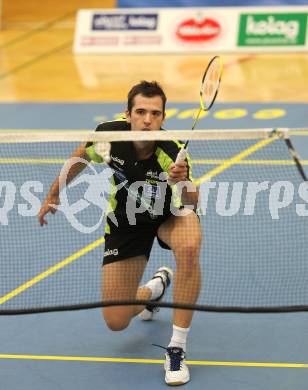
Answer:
[{"left": 48, "top": 144, "right": 90, "bottom": 196}]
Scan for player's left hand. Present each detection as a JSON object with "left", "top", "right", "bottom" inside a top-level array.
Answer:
[{"left": 168, "top": 160, "right": 188, "bottom": 183}]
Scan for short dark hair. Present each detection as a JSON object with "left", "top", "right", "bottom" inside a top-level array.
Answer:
[{"left": 127, "top": 80, "right": 167, "bottom": 114}]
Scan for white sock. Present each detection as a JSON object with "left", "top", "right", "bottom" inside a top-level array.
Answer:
[
  {"left": 168, "top": 325, "right": 190, "bottom": 352},
  {"left": 144, "top": 278, "right": 163, "bottom": 300}
]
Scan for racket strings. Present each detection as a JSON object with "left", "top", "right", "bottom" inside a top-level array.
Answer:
[{"left": 201, "top": 58, "right": 222, "bottom": 109}]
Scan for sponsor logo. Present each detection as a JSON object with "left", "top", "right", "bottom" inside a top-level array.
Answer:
[
  {"left": 143, "top": 184, "right": 161, "bottom": 199},
  {"left": 176, "top": 16, "right": 221, "bottom": 43},
  {"left": 104, "top": 248, "right": 119, "bottom": 257},
  {"left": 146, "top": 170, "right": 160, "bottom": 180},
  {"left": 80, "top": 36, "right": 119, "bottom": 46},
  {"left": 92, "top": 14, "right": 158, "bottom": 31},
  {"left": 113, "top": 170, "right": 127, "bottom": 183},
  {"left": 238, "top": 13, "right": 307, "bottom": 46},
  {"left": 111, "top": 155, "right": 124, "bottom": 166},
  {"left": 123, "top": 35, "right": 162, "bottom": 46}
]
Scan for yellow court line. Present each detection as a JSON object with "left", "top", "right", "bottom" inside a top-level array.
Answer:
[
  {"left": 0, "top": 237, "right": 105, "bottom": 305},
  {"left": 0, "top": 354, "right": 307, "bottom": 368},
  {"left": 0, "top": 158, "right": 66, "bottom": 164},
  {"left": 192, "top": 159, "right": 308, "bottom": 166},
  {"left": 0, "top": 129, "right": 89, "bottom": 136},
  {"left": 195, "top": 137, "right": 276, "bottom": 186}
]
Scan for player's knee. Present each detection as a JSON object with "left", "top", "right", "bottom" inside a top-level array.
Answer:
[
  {"left": 106, "top": 319, "right": 130, "bottom": 332},
  {"left": 176, "top": 239, "right": 200, "bottom": 260},
  {"left": 179, "top": 255, "right": 199, "bottom": 271},
  {"left": 174, "top": 240, "right": 201, "bottom": 274},
  {"left": 102, "top": 309, "right": 131, "bottom": 331}
]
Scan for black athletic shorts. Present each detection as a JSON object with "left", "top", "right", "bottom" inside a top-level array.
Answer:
[{"left": 103, "top": 224, "right": 171, "bottom": 266}]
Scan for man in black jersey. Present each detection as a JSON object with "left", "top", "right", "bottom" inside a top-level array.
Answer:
[{"left": 38, "top": 81, "right": 201, "bottom": 386}]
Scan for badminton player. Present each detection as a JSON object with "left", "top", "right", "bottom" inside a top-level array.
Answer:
[{"left": 38, "top": 81, "right": 201, "bottom": 386}]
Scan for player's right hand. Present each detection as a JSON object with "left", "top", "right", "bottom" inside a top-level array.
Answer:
[
  {"left": 168, "top": 160, "right": 188, "bottom": 184},
  {"left": 38, "top": 194, "right": 60, "bottom": 226}
]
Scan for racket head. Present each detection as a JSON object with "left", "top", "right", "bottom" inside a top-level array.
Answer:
[{"left": 200, "top": 56, "right": 223, "bottom": 111}]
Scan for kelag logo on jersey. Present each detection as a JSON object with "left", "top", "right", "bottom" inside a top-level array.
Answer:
[
  {"left": 176, "top": 17, "right": 221, "bottom": 42},
  {"left": 92, "top": 13, "right": 158, "bottom": 31}
]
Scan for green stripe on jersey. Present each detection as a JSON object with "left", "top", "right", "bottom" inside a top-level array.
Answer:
[
  {"left": 85, "top": 144, "right": 104, "bottom": 163},
  {"left": 155, "top": 146, "right": 174, "bottom": 172},
  {"left": 155, "top": 146, "right": 181, "bottom": 208}
]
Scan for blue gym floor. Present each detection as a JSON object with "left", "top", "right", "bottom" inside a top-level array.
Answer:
[{"left": 1, "top": 102, "right": 308, "bottom": 390}]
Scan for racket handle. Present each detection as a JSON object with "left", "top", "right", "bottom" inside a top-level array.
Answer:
[
  {"left": 175, "top": 148, "right": 187, "bottom": 163},
  {"left": 168, "top": 148, "right": 187, "bottom": 185},
  {"left": 94, "top": 142, "right": 111, "bottom": 163}
]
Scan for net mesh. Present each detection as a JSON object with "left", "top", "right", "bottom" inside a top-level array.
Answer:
[{"left": 1, "top": 129, "right": 308, "bottom": 314}]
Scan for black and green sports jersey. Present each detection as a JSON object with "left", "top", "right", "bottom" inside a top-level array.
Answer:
[{"left": 86, "top": 120, "right": 193, "bottom": 232}]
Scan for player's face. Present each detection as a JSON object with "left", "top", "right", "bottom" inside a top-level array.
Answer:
[{"left": 125, "top": 94, "right": 165, "bottom": 131}]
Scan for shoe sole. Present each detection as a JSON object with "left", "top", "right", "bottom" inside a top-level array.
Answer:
[
  {"left": 164, "top": 362, "right": 190, "bottom": 386},
  {"left": 165, "top": 380, "right": 190, "bottom": 386},
  {"left": 139, "top": 266, "right": 173, "bottom": 321},
  {"left": 165, "top": 376, "right": 190, "bottom": 386}
]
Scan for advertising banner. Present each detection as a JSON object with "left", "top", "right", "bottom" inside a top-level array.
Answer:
[
  {"left": 74, "top": 8, "right": 237, "bottom": 53},
  {"left": 238, "top": 12, "right": 307, "bottom": 46},
  {"left": 118, "top": 0, "right": 308, "bottom": 7},
  {"left": 74, "top": 7, "right": 308, "bottom": 53}
]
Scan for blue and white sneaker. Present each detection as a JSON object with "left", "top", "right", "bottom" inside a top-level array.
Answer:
[
  {"left": 164, "top": 347, "right": 190, "bottom": 386},
  {"left": 139, "top": 266, "right": 173, "bottom": 321}
]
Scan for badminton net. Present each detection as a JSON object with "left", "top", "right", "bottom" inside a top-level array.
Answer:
[{"left": 0, "top": 128, "right": 308, "bottom": 314}]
